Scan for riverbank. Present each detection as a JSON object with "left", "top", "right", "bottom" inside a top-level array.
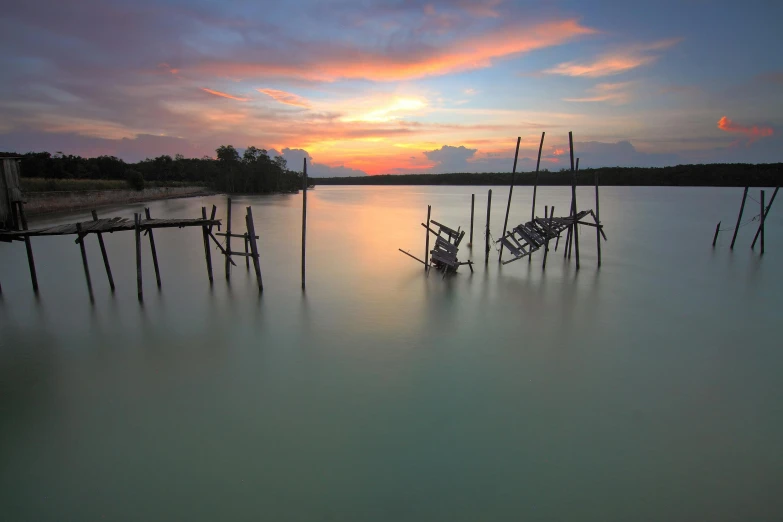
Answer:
[{"left": 24, "top": 186, "right": 214, "bottom": 216}]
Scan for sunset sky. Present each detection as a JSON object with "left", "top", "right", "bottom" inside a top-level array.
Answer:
[{"left": 1, "top": 0, "right": 781, "bottom": 176}]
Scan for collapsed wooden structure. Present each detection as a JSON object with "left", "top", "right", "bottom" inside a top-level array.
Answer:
[
  {"left": 399, "top": 207, "right": 473, "bottom": 277},
  {"left": 712, "top": 186, "right": 778, "bottom": 255},
  {"left": 0, "top": 197, "right": 265, "bottom": 301}
]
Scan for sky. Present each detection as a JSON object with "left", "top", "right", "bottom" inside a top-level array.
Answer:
[{"left": 1, "top": 0, "right": 782, "bottom": 176}]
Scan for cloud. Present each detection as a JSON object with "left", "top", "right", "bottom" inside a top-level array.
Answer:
[
  {"left": 717, "top": 116, "right": 774, "bottom": 143},
  {"left": 544, "top": 39, "right": 680, "bottom": 77},
  {"left": 194, "top": 19, "right": 597, "bottom": 82},
  {"left": 564, "top": 82, "right": 633, "bottom": 105},
  {"left": 423, "top": 144, "right": 477, "bottom": 172},
  {"left": 279, "top": 147, "right": 367, "bottom": 177},
  {"left": 257, "top": 88, "right": 311, "bottom": 108},
  {"left": 201, "top": 88, "right": 249, "bottom": 101}
]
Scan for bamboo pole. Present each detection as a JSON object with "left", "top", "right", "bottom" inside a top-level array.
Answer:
[
  {"left": 485, "top": 189, "right": 492, "bottom": 265},
  {"left": 752, "top": 186, "right": 777, "bottom": 249},
  {"left": 712, "top": 221, "right": 721, "bottom": 247},
  {"left": 16, "top": 202, "right": 38, "bottom": 293},
  {"left": 144, "top": 208, "right": 162, "bottom": 288},
  {"left": 75, "top": 222, "right": 94, "bottom": 302},
  {"left": 91, "top": 210, "right": 115, "bottom": 291},
  {"left": 201, "top": 207, "right": 213, "bottom": 283},
  {"left": 571, "top": 146, "right": 580, "bottom": 270},
  {"left": 595, "top": 170, "right": 601, "bottom": 267},
  {"left": 499, "top": 137, "right": 522, "bottom": 263},
  {"left": 425, "top": 205, "right": 431, "bottom": 271},
  {"left": 542, "top": 205, "right": 551, "bottom": 270},
  {"left": 135, "top": 213, "right": 143, "bottom": 302},
  {"left": 225, "top": 197, "right": 232, "bottom": 279},
  {"left": 245, "top": 207, "right": 263, "bottom": 291},
  {"left": 469, "top": 194, "right": 475, "bottom": 247},
  {"left": 760, "top": 190, "right": 765, "bottom": 255},
  {"left": 730, "top": 187, "right": 749, "bottom": 249},
  {"left": 531, "top": 131, "right": 546, "bottom": 222},
  {"left": 301, "top": 158, "right": 307, "bottom": 289}
]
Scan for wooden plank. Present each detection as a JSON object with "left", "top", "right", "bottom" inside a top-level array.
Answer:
[
  {"left": 543, "top": 206, "right": 554, "bottom": 270},
  {"left": 595, "top": 171, "right": 601, "bottom": 267},
  {"left": 730, "top": 186, "right": 748, "bottom": 249},
  {"left": 75, "top": 222, "right": 94, "bottom": 302},
  {"left": 225, "top": 197, "right": 232, "bottom": 280},
  {"left": 144, "top": 208, "right": 162, "bottom": 288},
  {"left": 760, "top": 190, "right": 765, "bottom": 255},
  {"left": 92, "top": 210, "right": 115, "bottom": 291},
  {"left": 499, "top": 136, "right": 521, "bottom": 263},
  {"left": 244, "top": 232, "right": 249, "bottom": 270},
  {"left": 246, "top": 207, "right": 263, "bottom": 291},
  {"left": 469, "top": 194, "right": 474, "bottom": 247},
  {"left": 712, "top": 221, "right": 721, "bottom": 247},
  {"left": 399, "top": 249, "right": 427, "bottom": 266},
  {"left": 485, "top": 189, "right": 492, "bottom": 264},
  {"left": 571, "top": 147, "right": 580, "bottom": 269},
  {"left": 531, "top": 131, "right": 546, "bottom": 222}
]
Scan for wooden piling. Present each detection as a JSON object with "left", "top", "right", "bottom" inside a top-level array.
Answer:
[
  {"left": 91, "top": 210, "right": 115, "bottom": 291},
  {"left": 499, "top": 137, "right": 521, "bottom": 263},
  {"left": 485, "top": 189, "right": 492, "bottom": 265},
  {"left": 760, "top": 190, "right": 765, "bottom": 255},
  {"left": 144, "top": 208, "right": 162, "bottom": 288},
  {"left": 134, "top": 213, "right": 143, "bottom": 301},
  {"left": 570, "top": 144, "right": 580, "bottom": 270},
  {"left": 543, "top": 206, "right": 554, "bottom": 270},
  {"left": 225, "top": 197, "right": 232, "bottom": 279},
  {"left": 469, "top": 194, "right": 475, "bottom": 247},
  {"left": 245, "top": 207, "right": 263, "bottom": 291},
  {"left": 244, "top": 233, "right": 249, "bottom": 270},
  {"left": 752, "top": 186, "right": 777, "bottom": 249},
  {"left": 75, "top": 222, "right": 94, "bottom": 302},
  {"left": 531, "top": 131, "right": 546, "bottom": 222},
  {"left": 425, "top": 205, "right": 431, "bottom": 271},
  {"left": 712, "top": 221, "right": 721, "bottom": 247},
  {"left": 301, "top": 158, "right": 307, "bottom": 289},
  {"left": 201, "top": 207, "right": 213, "bottom": 283},
  {"left": 16, "top": 202, "right": 38, "bottom": 293},
  {"left": 595, "top": 171, "right": 601, "bottom": 267},
  {"left": 730, "top": 186, "right": 748, "bottom": 249}
]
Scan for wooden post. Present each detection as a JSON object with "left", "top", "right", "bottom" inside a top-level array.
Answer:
[
  {"left": 485, "top": 189, "right": 492, "bottom": 265},
  {"left": 543, "top": 206, "right": 554, "bottom": 270},
  {"left": 595, "top": 171, "right": 601, "bottom": 267},
  {"left": 245, "top": 207, "right": 263, "bottom": 291},
  {"left": 75, "top": 222, "right": 94, "bottom": 302},
  {"left": 134, "top": 213, "right": 143, "bottom": 302},
  {"left": 712, "top": 221, "right": 721, "bottom": 247},
  {"left": 244, "top": 233, "right": 249, "bottom": 270},
  {"left": 531, "top": 131, "right": 546, "bottom": 222},
  {"left": 201, "top": 207, "right": 213, "bottom": 283},
  {"left": 425, "top": 205, "right": 431, "bottom": 271},
  {"left": 16, "top": 202, "right": 38, "bottom": 293},
  {"left": 469, "top": 194, "right": 475, "bottom": 247},
  {"left": 571, "top": 145, "right": 580, "bottom": 270},
  {"left": 225, "top": 197, "right": 232, "bottom": 279},
  {"left": 752, "top": 186, "right": 777, "bottom": 249},
  {"left": 760, "top": 190, "right": 765, "bottom": 255},
  {"left": 144, "top": 208, "right": 162, "bottom": 288},
  {"left": 301, "top": 158, "right": 307, "bottom": 289},
  {"left": 91, "top": 210, "right": 115, "bottom": 291},
  {"left": 730, "top": 186, "right": 748, "bottom": 249},
  {"left": 499, "top": 137, "right": 521, "bottom": 263}
]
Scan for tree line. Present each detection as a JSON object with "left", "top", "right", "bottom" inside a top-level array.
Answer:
[
  {"left": 0, "top": 146, "right": 303, "bottom": 193},
  {"left": 314, "top": 163, "right": 782, "bottom": 187}
]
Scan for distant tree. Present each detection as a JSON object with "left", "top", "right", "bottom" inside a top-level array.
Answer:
[
  {"left": 216, "top": 145, "right": 240, "bottom": 163},
  {"left": 126, "top": 169, "right": 145, "bottom": 191}
]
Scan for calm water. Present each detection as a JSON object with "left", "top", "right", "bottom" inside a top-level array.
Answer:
[{"left": 1, "top": 186, "right": 782, "bottom": 521}]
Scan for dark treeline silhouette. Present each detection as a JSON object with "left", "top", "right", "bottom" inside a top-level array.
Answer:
[
  {"left": 0, "top": 145, "right": 302, "bottom": 193},
  {"left": 315, "top": 163, "right": 782, "bottom": 187}
]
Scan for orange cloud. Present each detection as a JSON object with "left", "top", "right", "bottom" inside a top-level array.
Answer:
[
  {"left": 257, "top": 88, "right": 311, "bottom": 108},
  {"left": 717, "top": 116, "right": 773, "bottom": 142},
  {"left": 552, "top": 148, "right": 565, "bottom": 156},
  {"left": 545, "top": 39, "right": 680, "bottom": 77},
  {"left": 194, "top": 19, "right": 596, "bottom": 82},
  {"left": 201, "top": 88, "right": 249, "bottom": 101}
]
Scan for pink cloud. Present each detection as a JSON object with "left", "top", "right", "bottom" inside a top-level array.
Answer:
[
  {"left": 257, "top": 88, "right": 312, "bottom": 108},
  {"left": 201, "top": 88, "right": 249, "bottom": 101},
  {"left": 718, "top": 116, "right": 773, "bottom": 143},
  {"left": 544, "top": 39, "right": 681, "bottom": 77}
]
